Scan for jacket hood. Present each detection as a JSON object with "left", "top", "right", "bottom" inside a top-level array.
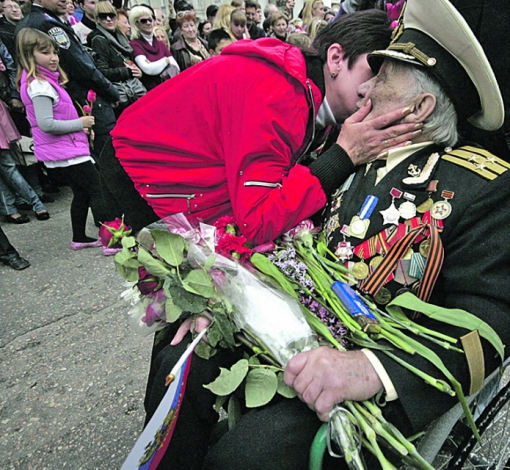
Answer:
[{"left": 221, "top": 38, "right": 323, "bottom": 104}]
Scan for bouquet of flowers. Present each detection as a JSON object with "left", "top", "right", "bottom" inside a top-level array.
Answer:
[{"left": 113, "top": 214, "right": 504, "bottom": 470}]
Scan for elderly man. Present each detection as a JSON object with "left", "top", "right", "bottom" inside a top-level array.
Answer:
[
  {"left": 140, "top": 1, "right": 509, "bottom": 469},
  {"left": 286, "top": 0, "right": 510, "bottom": 462}
]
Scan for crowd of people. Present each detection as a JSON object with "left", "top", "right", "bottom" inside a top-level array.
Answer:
[
  {"left": 0, "top": 0, "right": 394, "bottom": 270},
  {"left": 1, "top": 1, "right": 510, "bottom": 470}
]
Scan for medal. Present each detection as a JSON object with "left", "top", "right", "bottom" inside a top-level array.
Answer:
[
  {"left": 398, "top": 193, "right": 417, "bottom": 220},
  {"left": 380, "top": 187, "right": 402, "bottom": 225},
  {"left": 335, "top": 226, "right": 354, "bottom": 260},
  {"left": 369, "top": 255, "right": 384, "bottom": 269},
  {"left": 417, "top": 180, "right": 439, "bottom": 213},
  {"left": 331, "top": 173, "right": 355, "bottom": 212},
  {"left": 431, "top": 190, "right": 454, "bottom": 220},
  {"left": 374, "top": 287, "right": 392, "bottom": 305},
  {"left": 409, "top": 252, "right": 426, "bottom": 279},
  {"left": 352, "top": 261, "right": 369, "bottom": 280},
  {"left": 419, "top": 239, "right": 430, "bottom": 258},
  {"left": 348, "top": 195, "right": 379, "bottom": 239},
  {"left": 394, "top": 259, "right": 417, "bottom": 285}
]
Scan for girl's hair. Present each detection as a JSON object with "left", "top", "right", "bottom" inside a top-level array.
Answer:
[
  {"left": 305, "top": 16, "right": 326, "bottom": 39},
  {"left": 16, "top": 28, "right": 68, "bottom": 89}
]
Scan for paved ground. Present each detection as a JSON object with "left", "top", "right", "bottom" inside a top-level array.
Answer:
[{"left": 0, "top": 187, "right": 153, "bottom": 469}]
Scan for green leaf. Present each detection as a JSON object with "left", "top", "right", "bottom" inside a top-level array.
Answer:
[
  {"left": 227, "top": 395, "right": 242, "bottom": 430},
  {"left": 245, "top": 367, "right": 278, "bottom": 408},
  {"left": 204, "top": 254, "right": 217, "bottom": 272},
  {"left": 250, "top": 253, "right": 298, "bottom": 299},
  {"left": 248, "top": 355, "right": 261, "bottom": 366},
  {"left": 167, "top": 284, "right": 208, "bottom": 313},
  {"left": 203, "top": 359, "right": 249, "bottom": 396},
  {"left": 138, "top": 246, "right": 171, "bottom": 278},
  {"left": 386, "top": 293, "right": 505, "bottom": 362},
  {"left": 277, "top": 372, "right": 297, "bottom": 398},
  {"left": 121, "top": 235, "right": 137, "bottom": 249},
  {"left": 150, "top": 229, "right": 185, "bottom": 266},
  {"left": 195, "top": 340, "right": 217, "bottom": 360},
  {"left": 164, "top": 298, "right": 183, "bottom": 323},
  {"left": 182, "top": 269, "right": 217, "bottom": 298},
  {"left": 214, "top": 394, "right": 228, "bottom": 412},
  {"left": 207, "top": 310, "right": 239, "bottom": 350},
  {"left": 114, "top": 247, "right": 141, "bottom": 281}
]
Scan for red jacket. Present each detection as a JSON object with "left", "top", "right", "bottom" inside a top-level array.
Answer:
[{"left": 112, "top": 38, "right": 327, "bottom": 244}]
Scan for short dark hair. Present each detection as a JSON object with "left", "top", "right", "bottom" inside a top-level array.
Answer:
[
  {"left": 208, "top": 28, "right": 231, "bottom": 51},
  {"left": 309, "top": 10, "right": 391, "bottom": 69},
  {"left": 245, "top": 0, "right": 257, "bottom": 10},
  {"left": 206, "top": 4, "right": 218, "bottom": 17}
]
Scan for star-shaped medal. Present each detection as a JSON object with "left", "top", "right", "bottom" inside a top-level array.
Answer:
[{"left": 380, "top": 202, "right": 400, "bottom": 225}]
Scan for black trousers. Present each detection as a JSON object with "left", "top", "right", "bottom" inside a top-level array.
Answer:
[
  {"left": 144, "top": 328, "right": 353, "bottom": 470},
  {"left": 0, "top": 225, "right": 17, "bottom": 262}
]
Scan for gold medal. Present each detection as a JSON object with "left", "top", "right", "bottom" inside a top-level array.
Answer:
[
  {"left": 402, "top": 248, "right": 414, "bottom": 260},
  {"left": 352, "top": 261, "right": 369, "bottom": 280},
  {"left": 369, "top": 255, "right": 384, "bottom": 269},
  {"left": 419, "top": 239, "right": 430, "bottom": 258},
  {"left": 416, "top": 198, "right": 434, "bottom": 213},
  {"left": 374, "top": 287, "right": 392, "bottom": 305}
]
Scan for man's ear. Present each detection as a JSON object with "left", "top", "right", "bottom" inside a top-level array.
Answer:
[
  {"left": 405, "top": 93, "right": 436, "bottom": 123},
  {"left": 326, "top": 43, "right": 345, "bottom": 77}
]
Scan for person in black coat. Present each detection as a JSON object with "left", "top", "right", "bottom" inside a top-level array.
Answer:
[{"left": 87, "top": 1, "right": 144, "bottom": 116}]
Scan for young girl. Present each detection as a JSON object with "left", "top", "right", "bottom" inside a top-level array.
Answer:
[{"left": 17, "top": 28, "right": 111, "bottom": 253}]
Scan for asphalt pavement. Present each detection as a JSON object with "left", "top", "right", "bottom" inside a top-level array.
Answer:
[{"left": 1, "top": 186, "right": 153, "bottom": 469}]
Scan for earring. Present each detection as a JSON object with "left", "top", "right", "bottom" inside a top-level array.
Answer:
[{"left": 331, "top": 72, "right": 338, "bottom": 79}]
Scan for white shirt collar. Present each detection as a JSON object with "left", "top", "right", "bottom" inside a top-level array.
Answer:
[{"left": 315, "top": 97, "right": 337, "bottom": 130}]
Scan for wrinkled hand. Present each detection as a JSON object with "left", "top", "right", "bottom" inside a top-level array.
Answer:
[
  {"left": 284, "top": 347, "right": 383, "bottom": 422},
  {"left": 171, "top": 314, "right": 211, "bottom": 346},
  {"left": 337, "top": 100, "right": 422, "bottom": 166}
]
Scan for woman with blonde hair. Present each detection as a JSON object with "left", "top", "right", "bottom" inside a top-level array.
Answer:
[
  {"left": 300, "top": 0, "right": 324, "bottom": 27},
  {"left": 129, "top": 5, "right": 180, "bottom": 90},
  {"left": 305, "top": 16, "right": 327, "bottom": 39},
  {"left": 212, "top": 4, "right": 236, "bottom": 40},
  {"left": 268, "top": 11, "right": 289, "bottom": 42},
  {"left": 87, "top": 1, "right": 145, "bottom": 115},
  {"left": 154, "top": 26, "right": 171, "bottom": 50}
]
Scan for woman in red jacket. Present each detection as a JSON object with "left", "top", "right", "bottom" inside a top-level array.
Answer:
[{"left": 112, "top": 11, "right": 418, "bottom": 244}]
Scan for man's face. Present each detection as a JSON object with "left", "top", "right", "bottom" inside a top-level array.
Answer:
[
  {"left": 356, "top": 61, "right": 410, "bottom": 120},
  {"left": 211, "top": 38, "right": 232, "bottom": 56},
  {"left": 326, "top": 53, "right": 374, "bottom": 122},
  {"left": 80, "top": 0, "right": 96, "bottom": 18},
  {"left": 39, "top": 0, "right": 67, "bottom": 15},
  {"left": 256, "top": 7, "right": 261, "bottom": 24},
  {"left": 245, "top": 6, "right": 256, "bottom": 27},
  {"left": 286, "top": 0, "right": 295, "bottom": 9},
  {"left": 3, "top": 0, "right": 22, "bottom": 21}
]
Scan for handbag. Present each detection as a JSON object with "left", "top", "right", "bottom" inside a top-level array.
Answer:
[{"left": 113, "top": 76, "right": 147, "bottom": 109}]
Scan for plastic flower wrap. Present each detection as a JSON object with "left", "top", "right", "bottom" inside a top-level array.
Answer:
[{"left": 213, "top": 260, "right": 318, "bottom": 367}]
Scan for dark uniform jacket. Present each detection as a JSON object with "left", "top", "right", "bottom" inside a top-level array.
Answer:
[
  {"left": 322, "top": 143, "right": 510, "bottom": 432},
  {"left": 15, "top": 5, "right": 120, "bottom": 135},
  {"left": 0, "top": 17, "right": 17, "bottom": 58}
]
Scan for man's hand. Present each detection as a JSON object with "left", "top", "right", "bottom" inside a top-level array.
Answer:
[
  {"left": 284, "top": 347, "right": 383, "bottom": 422},
  {"left": 337, "top": 100, "right": 423, "bottom": 166}
]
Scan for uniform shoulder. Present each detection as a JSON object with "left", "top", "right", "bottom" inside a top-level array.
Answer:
[{"left": 441, "top": 144, "right": 510, "bottom": 181}]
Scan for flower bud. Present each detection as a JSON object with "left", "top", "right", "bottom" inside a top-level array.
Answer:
[{"left": 86, "top": 90, "right": 97, "bottom": 103}]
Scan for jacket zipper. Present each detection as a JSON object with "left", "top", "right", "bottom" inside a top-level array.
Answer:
[
  {"left": 145, "top": 192, "right": 196, "bottom": 213},
  {"left": 244, "top": 181, "right": 282, "bottom": 188},
  {"left": 295, "top": 80, "right": 316, "bottom": 165}
]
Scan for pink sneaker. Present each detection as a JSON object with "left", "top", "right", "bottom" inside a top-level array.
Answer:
[
  {"left": 102, "top": 246, "right": 122, "bottom": 256},
  {"left": 71, "top": 239, "right": 102, "bottom": 251}
]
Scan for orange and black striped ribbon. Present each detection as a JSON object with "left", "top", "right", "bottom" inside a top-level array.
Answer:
[{"left": 361, "top": 224, "right": 444, "bottom": 312}]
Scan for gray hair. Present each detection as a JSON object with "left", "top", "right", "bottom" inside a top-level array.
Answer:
[{"left": 390, "top": 61, "right": 458, "bottom": 147}]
